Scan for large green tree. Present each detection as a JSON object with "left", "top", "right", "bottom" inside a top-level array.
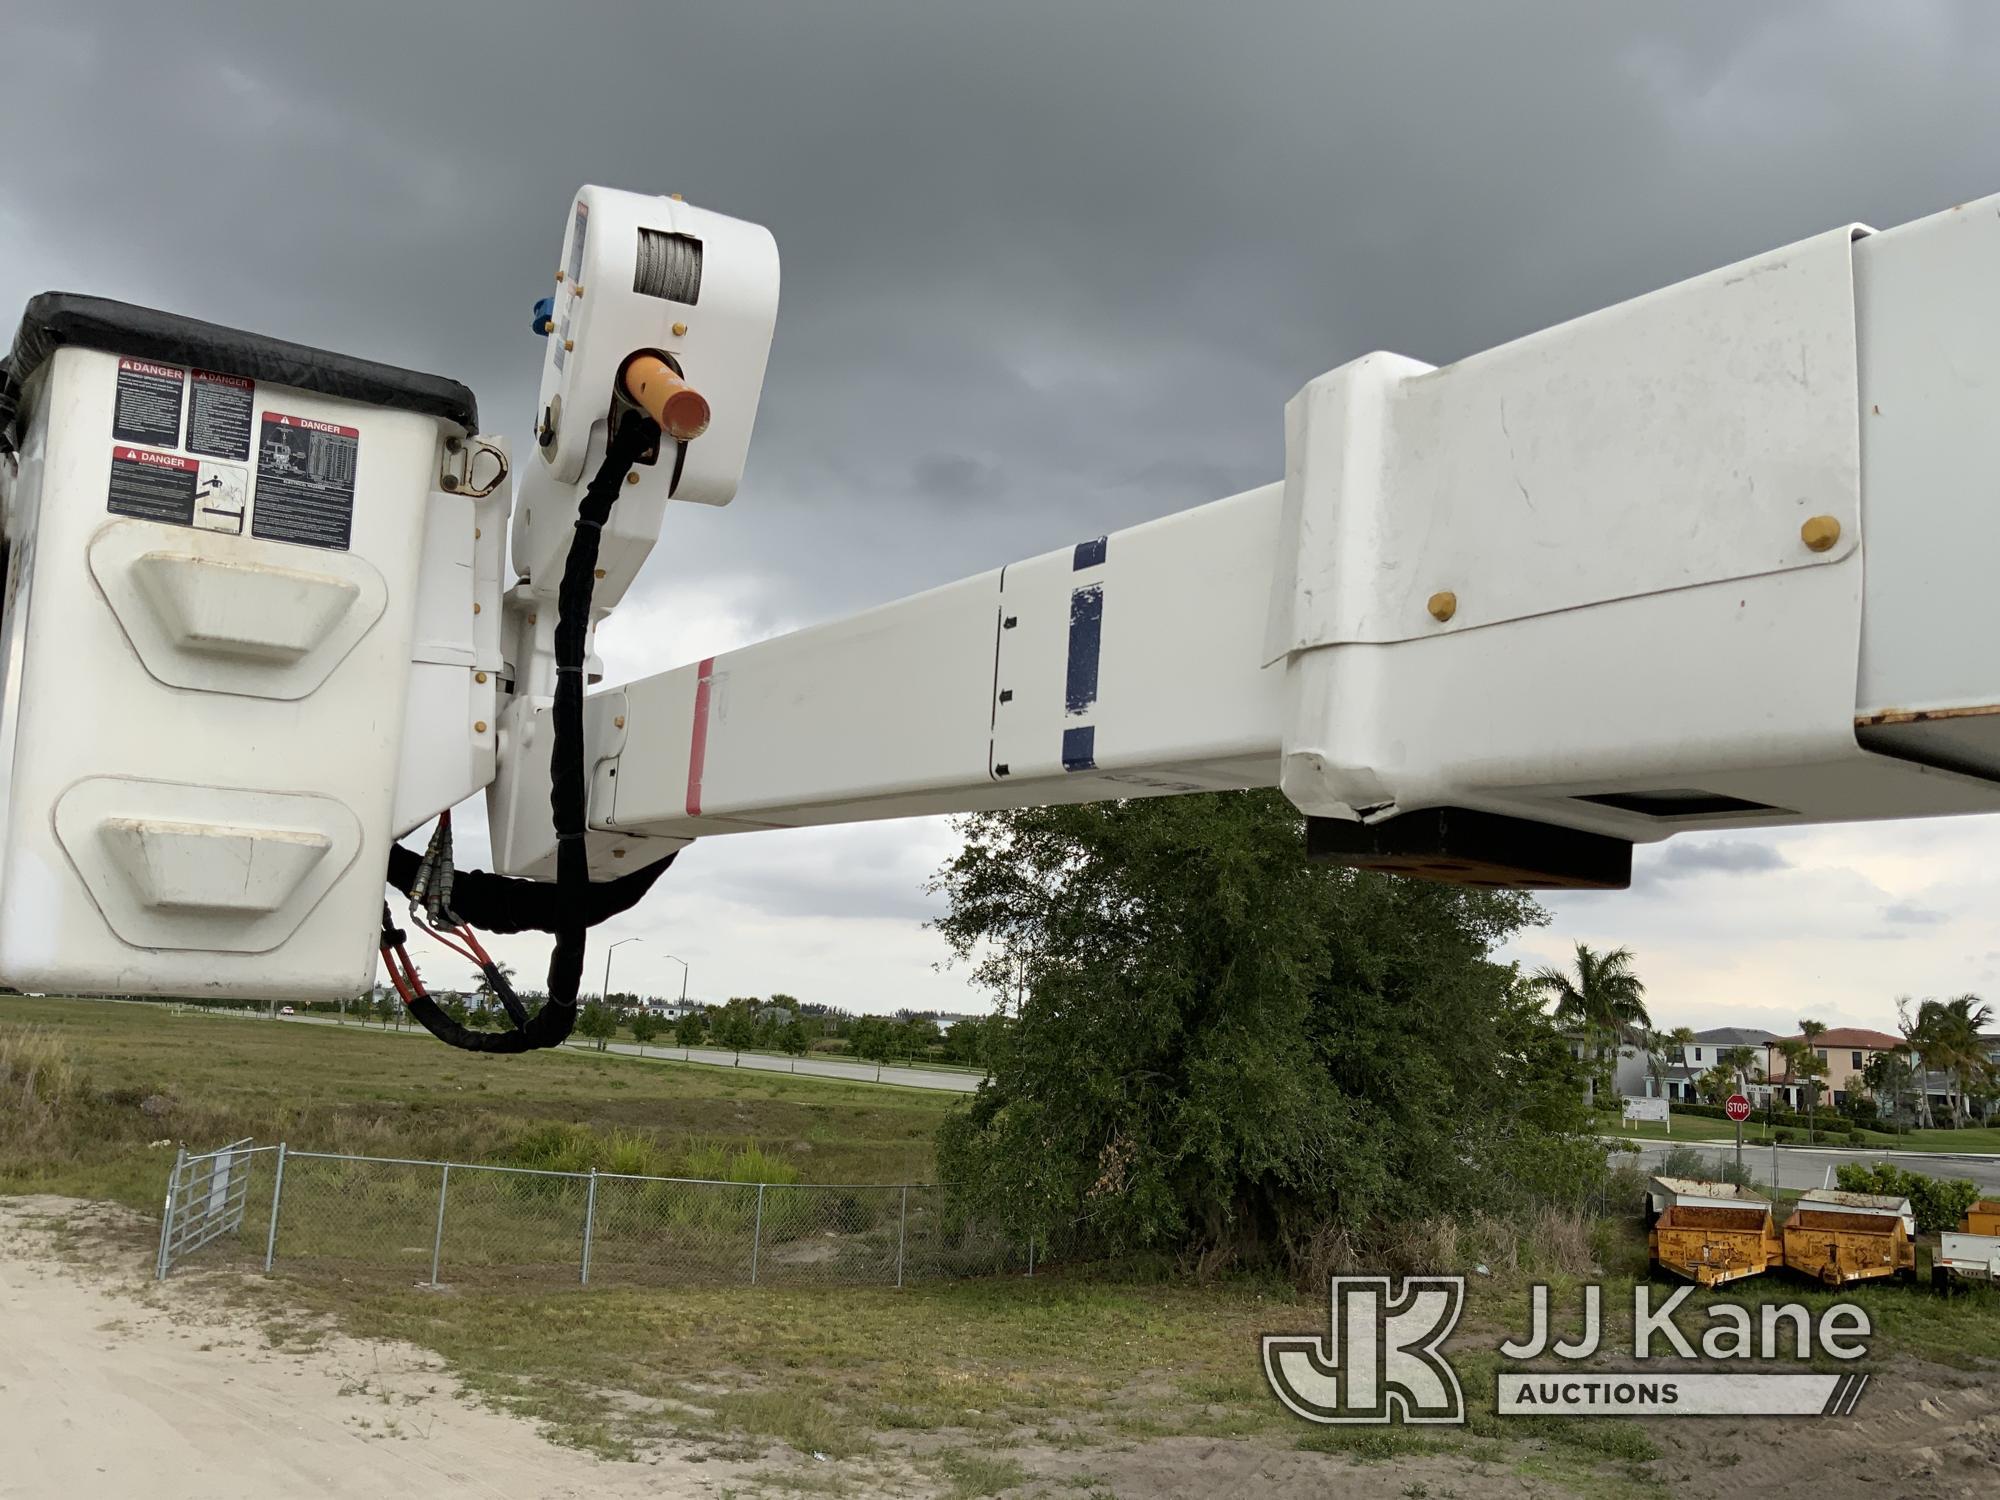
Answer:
[{"left": 929, "top": 791, "right": 1594, "bottom": 1268}]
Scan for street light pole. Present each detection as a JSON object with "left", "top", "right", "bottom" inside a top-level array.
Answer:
[
  {"left": 602, "top": 936, "right": 643, "bottom": 1003},
  {"left": 659, "top": 953, "right": 690, "bottom": 1003}
]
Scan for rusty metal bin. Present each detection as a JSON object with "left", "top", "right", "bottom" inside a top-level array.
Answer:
[
  {"left": 1781, "top": 1208, "right": 1915, "bottom": 1286},
  {"left": 1650, "top": 1203, "right": 1782, "bottom": 1286}
]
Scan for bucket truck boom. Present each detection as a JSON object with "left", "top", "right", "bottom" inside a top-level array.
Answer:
[{"left": 5, "top": 184, "right": 2000, "bottom": 1028}]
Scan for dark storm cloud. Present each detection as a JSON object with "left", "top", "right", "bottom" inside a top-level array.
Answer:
[{"left": 13, "top": 1, "right": 2000, "bottom": 634}]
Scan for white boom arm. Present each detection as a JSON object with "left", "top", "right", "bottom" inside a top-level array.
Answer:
[
  {"left": 492, "top": 189, "right": 2000, "bottom": 892},
  {"left": 7, "top": 184, "right": 2000, "bottom": 1003}
]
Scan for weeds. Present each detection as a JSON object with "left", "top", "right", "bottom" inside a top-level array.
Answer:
[
  {"left": 0, "top": 1026, "right": 83, "bottom": 1148},
  {"left": 0, "top": 999, "right": 949, "bottom": 1210}
]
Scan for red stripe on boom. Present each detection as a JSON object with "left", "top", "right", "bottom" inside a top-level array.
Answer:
[{"left": 685, "top": 657, "right": 716, "bottom": 817}]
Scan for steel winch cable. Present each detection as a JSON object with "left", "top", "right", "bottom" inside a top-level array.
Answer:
[{"left": 382, "top": 413, "right": 673, "bottom": 1053}]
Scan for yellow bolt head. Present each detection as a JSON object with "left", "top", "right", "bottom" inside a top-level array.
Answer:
[
  {"left": 1801, "top": 515, "right": 1842, "bottom": 552},
  {"left": 474, "top": 720, "right": 488, "bottom": 734},
  {"left": 672, "top": 322, "right": 688, "bottom": 337},
  {"left": 1427, "top": 591, "right": 1458, "bottom": 623}
]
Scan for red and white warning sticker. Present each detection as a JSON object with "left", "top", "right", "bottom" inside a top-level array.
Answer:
[
  {"left": 254, "top": 411, "right": 359, "bottom": 551},
  {"left": 187, "top": 369, "right": 254, "bottom": 461},
  {"left": 107, "top": 446, "right": 198, "bottom": 527},
  {"left": 112, "top": 359, "right": 185, "bottom": 446}
]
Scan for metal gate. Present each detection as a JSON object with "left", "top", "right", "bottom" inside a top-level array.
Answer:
[{"left": 155, "top": 1138, "right": 266, "bottom": 1278}]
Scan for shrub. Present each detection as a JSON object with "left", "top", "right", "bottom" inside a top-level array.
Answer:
[
  {"left": 1669, "top": 1102, "right": 1728, "bottom": 1122},
  {"left": 1837, "top": 1095, "right": 1880, "bottom": 1129},
  {"left": 1834, "top": 1162, "right": 1981, "bottom": 1233},
  {"left": 508, "top": 1122, "right": 673, "bottom": 1178},
  {"left": 1774, "top": 1129, "right": 1796, "bottom": 1144},
  {"left": 679, "top": 1140, "right": 801, "bottom": 1186},
  {"left": 1657, "top": 1144, "right": 1713, "bottom": 1180}
]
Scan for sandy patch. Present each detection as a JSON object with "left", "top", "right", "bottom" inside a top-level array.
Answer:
[{"left": 0, "top": 1196, "right": 737, "bottom": 1500}]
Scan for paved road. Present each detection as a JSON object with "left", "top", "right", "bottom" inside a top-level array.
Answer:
[
  {"left": 270, "top": 1011, "right": 985, "bottom": 1093},
  {"left": 1613, "top": 1135, "right": 2000, "bottom": 1195},
  {"left": 568, "top": 1036, "right": 983, "bottom": 1092}
]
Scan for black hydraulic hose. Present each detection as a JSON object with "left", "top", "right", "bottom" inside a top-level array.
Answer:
[
  {"left": 384, "top": 836, "right": 673, "bottom": 933},
  {"left": 394, "top": 415, "right": 662, "bottom": 1053},
  {"left": 482, "top": 960, "right": 535, "bottom": 1031}
]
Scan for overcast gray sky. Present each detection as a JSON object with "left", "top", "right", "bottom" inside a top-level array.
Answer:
[{"left": 11, "top": 3, "right": 2000, "bottom": 1025}]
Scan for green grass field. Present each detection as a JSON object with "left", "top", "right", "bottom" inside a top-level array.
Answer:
[
  {"left": 1596, "top": 1110, "right": 2000, "bottom": 1154},
  {"left": 7, "top": 995, "right": 1998, "bottom": 1499},
  {"left": 0, "top": 995, "right": 952, "bottom": 1208}
]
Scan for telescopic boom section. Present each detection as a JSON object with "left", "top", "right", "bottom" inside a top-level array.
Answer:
[{"left": 567, "top": 193, "right": 2000, "bottom": 890}]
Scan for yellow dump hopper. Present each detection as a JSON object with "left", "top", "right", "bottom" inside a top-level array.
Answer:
[
  {"left": 1781, "top": 1207, "right": 1915, "bottom": 1286},
  {"left": 1650, "top": 1203, "right": 1783, "bottom": 1286},
  {"left": 1963, "top": 1200, "right": 2000, "bottom": 1237}
]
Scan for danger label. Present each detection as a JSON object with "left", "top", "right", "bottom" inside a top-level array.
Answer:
[
  {"left": 187, "top": 369, "right": 254, "bottom": 461},
  {"left": 254, "top": 411, "right": 358, "bottom": 550},
  {"left": 112, "top": 359, "right": 184, "bottom": 445},
  {"left": 107, "top": 446, "right": 198, "bottom": 527}
]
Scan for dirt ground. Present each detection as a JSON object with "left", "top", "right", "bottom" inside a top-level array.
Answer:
[
  {"left": 3, "top": 1196, "right": 1998, "bottom": 1500},
  {"left": 0, "top": 1197, "right": 733, "bottom": 1500}
]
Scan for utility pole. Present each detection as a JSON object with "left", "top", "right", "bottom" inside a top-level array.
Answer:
[
  {"left": 601, "top": 936, "right": 643, "bottom": 1004},
  {"left": 660, "top": 953, "right": 690, "bottom": 1004}
]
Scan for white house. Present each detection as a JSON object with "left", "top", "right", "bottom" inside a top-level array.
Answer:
[
  {"left": 1566, "top": 1027, "right": 1649, "bottom": 1102},
  {"left": 636, "top": 998, "right": 698, "bottom": 1022}
]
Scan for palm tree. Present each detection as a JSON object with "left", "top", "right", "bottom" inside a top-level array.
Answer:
[
  {"left": 1648, "top": 1025, "right": 1697, "bottom": 1101},
  {"left": 1529, "top": 943, "right": 1649, "bottom": 1104},
  {"left": 1797, "top": 1019, "right": 1829, "bottom": 1142},
  {"left": 1774, "top": 1037, "right": 1826, "bottom": 1141},
  {"left": 1895, "top": 996, "right": 1936, "bottom": 1128},
  {"left": 469, "top": 960, "right": 518, "bottom": 1020},
  {"left": 1718, "top": 1045, "right": 1759, "bottom": 1096},
  {"left": 1912, "top": 995, "right": 1996, "bottom": 1125}
]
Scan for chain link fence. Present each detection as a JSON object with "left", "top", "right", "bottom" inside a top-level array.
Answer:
[{"left": 157, "top": 1140, "right": 1029, "bottom": 1289}]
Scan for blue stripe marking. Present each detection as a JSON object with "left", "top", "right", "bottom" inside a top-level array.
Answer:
[
  {"left": 1062, "top": 725, "right": 1097, "bottom": 772},
  {"left": 1072, "top": 535, "right": 1107, "bottom": 571},
  {"left": 1065, "top": 583, "right": 1102, "bottom": 717}
]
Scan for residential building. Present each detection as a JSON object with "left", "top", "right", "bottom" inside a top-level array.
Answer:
[
  {"left": 1653, "top": 1026, "right": 1778, "bottom": 1102},
  {"left": 636, "top": 997, "right": 699, "bottom": 1022},
  {"left": 1763, "top": 1027, "right": 1900, "bottom": 1111},
  {"left": 1564, "top": 1027, "right": 1649, "bottom": 1101}
]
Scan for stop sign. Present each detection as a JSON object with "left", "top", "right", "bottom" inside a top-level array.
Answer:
[{"left": 1725, "top": 1093, "right": 1752, "bottom": 1123}]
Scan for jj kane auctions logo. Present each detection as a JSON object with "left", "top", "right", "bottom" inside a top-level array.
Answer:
[{"left": 1263, "top": 1278, "right": 1873, "bottom": 1423}]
